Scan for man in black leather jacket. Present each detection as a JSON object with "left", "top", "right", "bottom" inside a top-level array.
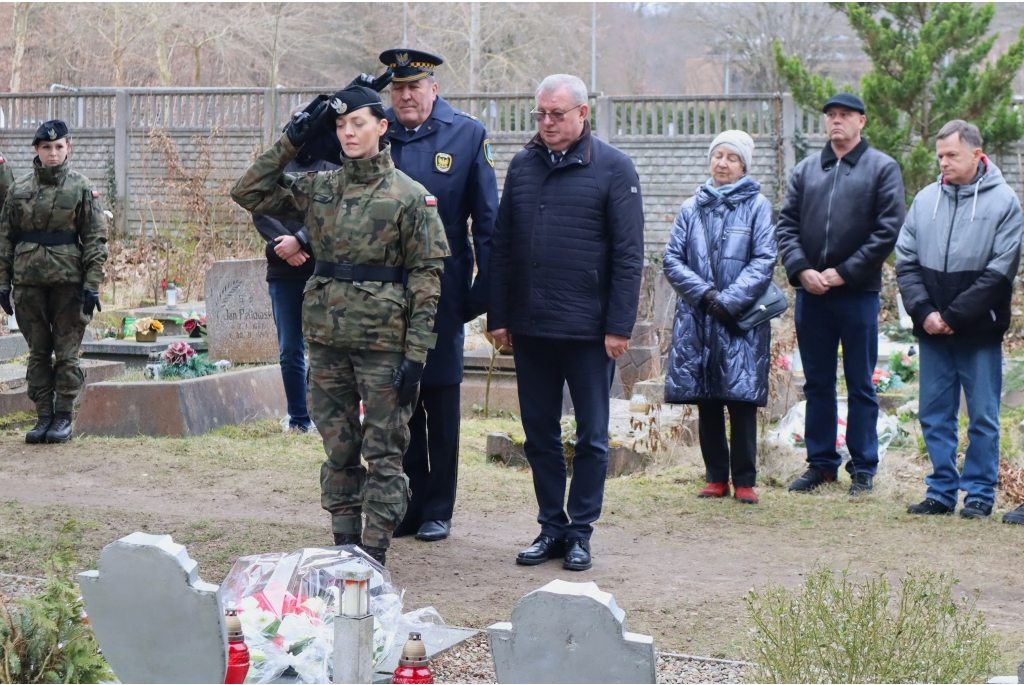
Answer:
[{"left": 776, "top": 93, "right": 906, "bottom": 496}]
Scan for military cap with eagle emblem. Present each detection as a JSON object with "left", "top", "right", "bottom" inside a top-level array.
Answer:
[
  {"left": 326, "top": 85, "right": 385, "bottom": 117},
  {"left": 379, "top": 48, "right": 444, "bottom": 83},
  {"left": 32, "top": 119, "right": 69, "bottom": 146}
]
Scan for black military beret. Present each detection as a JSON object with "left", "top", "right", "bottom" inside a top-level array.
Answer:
[
  {"left": 379, "top": 48, "right": 444, "bottom": 83},
  {"left": 823, "top": 93, "right": 865, "bottom": 115},
  {"left": 32, "top": 119, "right": 69, "bottom": 145},
  {"left": 328, "top": 85, "right": 384, "bottom": 117}
]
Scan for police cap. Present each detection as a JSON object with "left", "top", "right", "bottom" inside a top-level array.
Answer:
[
  {"left": 379, "top": 48, "right": 443, "bottom": 83},
  {"left": 328, "top": 85, "right": 385, "bottom": 117},
  {"left": 32, "top": 119, "right": 69, "bottom": 145}
]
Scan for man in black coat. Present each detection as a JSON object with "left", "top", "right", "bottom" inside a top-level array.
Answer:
[{"left": 488, "top": 73, "right": 644, "bottom": 571}]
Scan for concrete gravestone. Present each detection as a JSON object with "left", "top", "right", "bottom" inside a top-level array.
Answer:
[
  {"left": 78, "top": 532, "right": 228, "bottom": 684},
  {"left": 205, "top": 259, "right": 279, "bottom": 363},
  {"left": 487, "top": 579, "right": 656, "bottom": 684}
]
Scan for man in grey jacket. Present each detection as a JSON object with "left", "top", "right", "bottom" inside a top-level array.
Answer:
[{"left": 896, "top": 119, "right": 1023, "bottom": 521}]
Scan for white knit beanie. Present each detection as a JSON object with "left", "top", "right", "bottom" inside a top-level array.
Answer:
[{"left": 708, "top": 130, "right": 754, "bottom": 172}]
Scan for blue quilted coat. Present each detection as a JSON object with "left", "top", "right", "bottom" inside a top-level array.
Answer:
[{"left": 663, "top": 176, "right": 777, "bottom": 406}]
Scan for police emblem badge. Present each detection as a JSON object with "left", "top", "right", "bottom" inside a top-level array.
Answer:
[
  {"left": 483, "top": 139, "right": 494, "bottom": 168},
  {"left": 395, "top": 52, "right": 410, "bottom": 67},
  {"left": 434, "top": 152, "right": 453, "bottom": 173}
]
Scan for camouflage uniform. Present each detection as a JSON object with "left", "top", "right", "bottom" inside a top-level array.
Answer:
[
  {"left": 0, "top": 150, "right": 13, "bottom": 213},
  {"left": 0, "top": 158, "right": 108, "bottom": 414},
  {"left": 231, "top": 133, "right": 449, "bottom": 548}
]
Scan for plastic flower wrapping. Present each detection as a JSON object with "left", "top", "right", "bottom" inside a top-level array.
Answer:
[{"left": 220, "top": 546, "right": 445, "bottom": 684}]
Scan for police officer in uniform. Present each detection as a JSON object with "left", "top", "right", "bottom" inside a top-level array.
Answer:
[
  {"left": 0, "top": 120, "right": 108, "bottom": 444},
  {"left": 379, "top": 49, "right": 499, "bottom": 543},
  {"left": 231, "top": 85, "right": 450, "bottom": 566}
]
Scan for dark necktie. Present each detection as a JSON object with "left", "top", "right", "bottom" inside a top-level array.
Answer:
[
  {"left": 406, "top": 128, "right": 416, "bottom": 139},
  {"left": 551, "top": 150, "right": 564, "bottom": 165}
]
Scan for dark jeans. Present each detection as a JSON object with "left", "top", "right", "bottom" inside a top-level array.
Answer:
[
  {"left": 919, "top": 339, "right": 1002, "bottom": 508},
  {"left": 513, "top": 335, "right": 615, "bottom": 540},
  {"left": 698, "top": 400, "right": 758, "bottom": 487},
  {"left": 795, "top": 288, "right": 880, "bottom": 478},
  {"left": 268, "top": 279, "right": 310, "bottom": 428},
  {"left": 402, "top": 384, "right": 461, "bottom": 524}
]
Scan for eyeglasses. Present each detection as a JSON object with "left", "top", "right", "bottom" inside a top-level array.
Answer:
[{"left": 530, "top": 104, "right": 583, "bottom": 122}]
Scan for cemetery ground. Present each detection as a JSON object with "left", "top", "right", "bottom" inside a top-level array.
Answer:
[{"left": 1, "top": 414, "right": 1024, "bottom": 676}]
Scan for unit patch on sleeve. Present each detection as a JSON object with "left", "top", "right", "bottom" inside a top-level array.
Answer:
[
  {"left": 434, "top": 152, "right": 452, "bottom": 173},
  {"left": 483, "top": 139, "right": 494, "bottom": 168}
]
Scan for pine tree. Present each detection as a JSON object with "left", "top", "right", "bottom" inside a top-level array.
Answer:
[{"left": 775, "top": 2, "right": 1024, "bottom": 198}]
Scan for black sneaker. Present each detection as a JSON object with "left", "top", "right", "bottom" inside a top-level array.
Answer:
[
  {"left": 959, "top": 501, "right": 992, "bottom": 520},
  {"left": 788, "top": 467, "right": 836, "bottom": 492},
  {"left": 848, "top": 472, "right": 874, "bottom": 495},
  {"left": 1003, "top": 504, "right": 1024, "bottom": 525},
  {"left": 907, "top": 498, "right": 955, "bottom": 515}
]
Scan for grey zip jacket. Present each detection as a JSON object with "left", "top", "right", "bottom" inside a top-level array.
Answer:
[{"left": 895, "top": 156, "right": 1023, "bottom": 344}]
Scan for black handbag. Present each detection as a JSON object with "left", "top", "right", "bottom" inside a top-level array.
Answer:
[{"left": 697, "top": 203, "right": 788, "bottom": 331}]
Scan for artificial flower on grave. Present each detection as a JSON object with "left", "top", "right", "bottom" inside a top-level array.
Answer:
[
  {"left": 182, "top": 313, "right": 207, "bottom": 336},
  {"left": 134, "top": 317, "right": 163, "bottom": 334},
  {"left": 160, "top": 276, "right": 182, "bottom": 291},
  {"left": 161, "top": 341, "right": 195, "bottom": 365},
  {"left": 872, "top": 368, "right": 892, "bottom": 393}
]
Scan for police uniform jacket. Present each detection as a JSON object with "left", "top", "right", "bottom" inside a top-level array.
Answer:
[
  {"left": 230, "top": 133, "right": 450, "bottom": 364},
  {"left": 386, "top": 96, "right": 498, "bottom": 385}
]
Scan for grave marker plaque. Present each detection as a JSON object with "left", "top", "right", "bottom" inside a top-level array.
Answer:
[{"left": 204, "top": 259, "right": 279, "bottom": 363}]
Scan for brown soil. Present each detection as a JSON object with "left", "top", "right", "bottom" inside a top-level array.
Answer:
[{"left": 1, "top": 420, "right": 1023, "bottom": 669}]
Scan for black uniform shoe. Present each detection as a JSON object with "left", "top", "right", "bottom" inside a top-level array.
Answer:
[
  {"left": 361, "top": 545, "right": 387, "bottom": 567},
  {"left": 563, "top": 538, "right": 592, "bottom": 571},
  {"left": 848, "top": 472, "right": 874, "bottom": 495},
  {"left": 959, "top": 501, "right": 992, "bottom": 520},
  {"left": 45, "top": 411, "right": 73, "bottom": 444},
  {"left": 415, "top": 520, "right": 451, "bottom": 542},
  {"left": 515, "top": 535, "right": 565, "bottom": 566},
  {"left": 1003, "top": 504, "right": 1024, "bottom": 524},
  {"left": 333, "top": 533, "right": 361, "bottom": 546},
  {"left": 907, "top": 498, "right": 955, "bottom": 515},
  {"left": 788, "top": 467, "right": 835, "bottom": 492},
  {"left": 25, "top": 414, "right": 53, "bottom": 444}
]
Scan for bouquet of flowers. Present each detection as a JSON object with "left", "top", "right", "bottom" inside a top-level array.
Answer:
[
  {"left": 182, "top": 313, "right": 207, "bottom": 338},
  {"left": 159, "top": 342, "right": 217, "bottom": 379},
  {"left": 888, "top": 350, "right": 919, "bottom": 384},
  {"left": 162, "top": 341, "right": 195, "bottom": 364},
  {"left": 160, "top": 276, "right": 182, "bottom": 291},
  {"left": 134, "top": 317, "right": 163, "bottom": 335},
  {"left": 872, "top": 368, "right": 892, "bottom": 393}
]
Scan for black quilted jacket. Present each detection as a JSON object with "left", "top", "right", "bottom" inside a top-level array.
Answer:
[{"left": 487, "top": 123, "right": 644, "bottom": 340}]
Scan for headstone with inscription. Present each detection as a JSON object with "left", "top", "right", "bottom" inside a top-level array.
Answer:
[{"left": 204, "top": 260, "right": 279, "bottom": 364}]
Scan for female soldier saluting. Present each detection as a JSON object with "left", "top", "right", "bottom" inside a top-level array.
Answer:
[
  {"left": 0, "top": 119, "right": 108, "bottom": 445},
  {"left": 231, "top": 85, "right": 449, "bottom": 566}
]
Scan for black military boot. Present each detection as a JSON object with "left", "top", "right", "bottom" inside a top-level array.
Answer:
[
  {"left": 333, "top": 533, "right": 361, "bottom": 546},
  {"left": 25, "top": 413, "right": 54, "bottom": 444},
  {"left": 360, "top": 545, "right": 387, "bottom": 567},
  {"left": 45, "top": 411, "right": 74, "bottom": 444}
]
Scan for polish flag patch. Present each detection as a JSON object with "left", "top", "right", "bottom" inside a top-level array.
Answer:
[
  {"left": 424, "top": 195, "right": 437, "bottom": 207},
  {"left": 0, "top": 156, "right": 5, "bottom": 164},
  {"left": 92, "top": 190, "right": 99, "bottom": 198}
]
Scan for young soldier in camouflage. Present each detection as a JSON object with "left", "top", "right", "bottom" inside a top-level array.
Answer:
[
  {"left": 0, "top": 120, "right": 108, "bottom": 444},
  {"left": 231, "top": 85, "right": 449, "bottom": 566},
  {"left": 0, "top": 148, "right": 13, "bottom": 212}
]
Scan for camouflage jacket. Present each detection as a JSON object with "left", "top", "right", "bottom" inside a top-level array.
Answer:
[
  {"left": 230, "top": 134, "right": 450, "bottom": 363},
  {"left": 0, "top": 157, "right": 109, "bottom": 291},
  {"left": 0, "top": 151, "right": 13, "bottom": 217}
]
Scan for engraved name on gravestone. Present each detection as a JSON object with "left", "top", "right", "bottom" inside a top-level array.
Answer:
[{"left": 204, "top": 259, "right": 279, "bottom": 363}]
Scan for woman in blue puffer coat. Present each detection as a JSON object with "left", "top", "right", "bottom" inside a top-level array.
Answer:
[{"left": 663, "top": 130, "right": 777, "bottom": 504}]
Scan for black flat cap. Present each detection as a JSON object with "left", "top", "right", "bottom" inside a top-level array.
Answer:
[
  {"left": 32, "top": 119, "right": 69, "bottom": 145},
  {"left": 823, "top": 93, "right": 865, "bottom": 115},
  {"left": 379, "top": 48, "right": 443, "bottom": 83},
  {"left": 328, "top": 85, "right": 383, "bottom": 117}
]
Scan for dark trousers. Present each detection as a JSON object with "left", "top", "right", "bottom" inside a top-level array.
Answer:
[
  {"left": 401, "top": 383, "right": 461, "bottom": 524},
  {"left": 697, "top": 400, "right": 758, "bottom": 487},
  {"left": 795, "top": 288, "right": 880, "bottom": 478},
  {"left": 268, "top": 279, "right": 311, "bottom": 427},
  {"left": 513, "top": 335, "right": 614, "bottom": 540}
]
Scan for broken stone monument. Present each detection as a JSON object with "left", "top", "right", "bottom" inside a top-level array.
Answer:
[
  {"left": 204, "top": 259, "right": 278, "bottom": 364},
  {"left": 616, "top": 322, "right": 661, "bottom": 398},
  {"left": 487, "top": 579, "right": 656, "bottom": 684},
  {"left": 78, "top": 532, "right": 228, "bottom": 684}
]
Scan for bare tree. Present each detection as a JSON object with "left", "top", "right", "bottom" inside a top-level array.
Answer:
[
  {"left": 87, "top": 3, "right": 155, "bottom": 86},
  {"left": 9, "top": 2, "right": 31, "bottom": 92}
]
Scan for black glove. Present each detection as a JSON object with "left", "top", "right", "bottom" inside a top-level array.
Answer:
[
  {"left": 392, "top": 358, "right": 425, "bottom": 407},
  {"left": 699, "top": 288, "right": 720, "bottom": 313},
  {"left": 285, "top": 99, "right": 332, "bottom": 149},
  {"left": 0, "top": 290, "right": 11, "bottom": 317},
  {"left": 709, "top": 300, "right": 744, "bottom": 336},
  {"left": 82, "top": 288, "right": 102, "bottom": 316},
  {"left": 347, "top": 68, "right": 394, "bottom": 93}
]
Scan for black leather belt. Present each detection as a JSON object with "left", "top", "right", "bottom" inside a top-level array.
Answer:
[
  {"left": 314, "top": 261, "right": 405, "bottom": 283},
  {"left": 17, "top": 232, "right": 78, "bottom": 246}
]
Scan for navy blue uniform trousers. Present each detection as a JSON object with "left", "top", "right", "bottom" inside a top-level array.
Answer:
[
  {"left": 401, "top": 384, "right": 461, "bottom": 526},
  {"left": 513, "top": 335, "right": 615, "bottom": 540}
]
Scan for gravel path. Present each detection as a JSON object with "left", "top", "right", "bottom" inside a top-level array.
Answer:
[
  {"left": 430, "top": 633, "right": 750, "bottom": 684},
  {"left": 0, "top": 572, "right": 46, "bottom": 601}
]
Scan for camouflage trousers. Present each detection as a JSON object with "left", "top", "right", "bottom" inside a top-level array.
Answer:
[
  {"left": 14, "top": 285, "right": 90, "bottom": 414},
  {"left": 308, "top": 342, "right": 415, "bottom": 549}
]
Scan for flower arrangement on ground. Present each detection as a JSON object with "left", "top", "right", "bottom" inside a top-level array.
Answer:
[
  {"left": 159, "top": 342, "right": 217, "bottom": 379},
  {"left": 888, "top": 349, "right": 919, "bottom": 384}
]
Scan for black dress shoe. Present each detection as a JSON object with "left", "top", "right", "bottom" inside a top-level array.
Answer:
[
  {"left": 515, "top": 535, "right": 565, "bottom": 566},
  {"left": 26, "top": 413, "right": 53, "bottom": 444},
  {"left": 788, "top": 467, "right": 835, "bottom": 492},
  {"left": 45, "top": 411, "right": 73, "bottom": 444},
  {"left": 334, "top": 533, "right": 361, "bottom": 546},
  {"left": 563, "top": 537, "right": 592, "bottom": 571},
  {"left": 415, "top": 520, "right": 451, "bottom": 541}
]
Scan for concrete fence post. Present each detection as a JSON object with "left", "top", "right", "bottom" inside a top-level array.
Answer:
[
  {"left": 113, "top": 89, "right": 129, "bottom": 236},
  {"left": 595, "top": 96, "right": 613, "bottom": 140},
  {"left": 263, "top": 88, "right": 275, "bottom": 149},
  {"left": 781, "top": 92, "right": 796, "bottom": 181}
]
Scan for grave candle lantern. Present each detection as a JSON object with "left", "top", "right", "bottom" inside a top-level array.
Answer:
[
  {"left": 223, "top": 609, "right": 249, "bottom": 684},
  {"left": 332, "top": 563, "right": 374, "bottom": 684}
]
